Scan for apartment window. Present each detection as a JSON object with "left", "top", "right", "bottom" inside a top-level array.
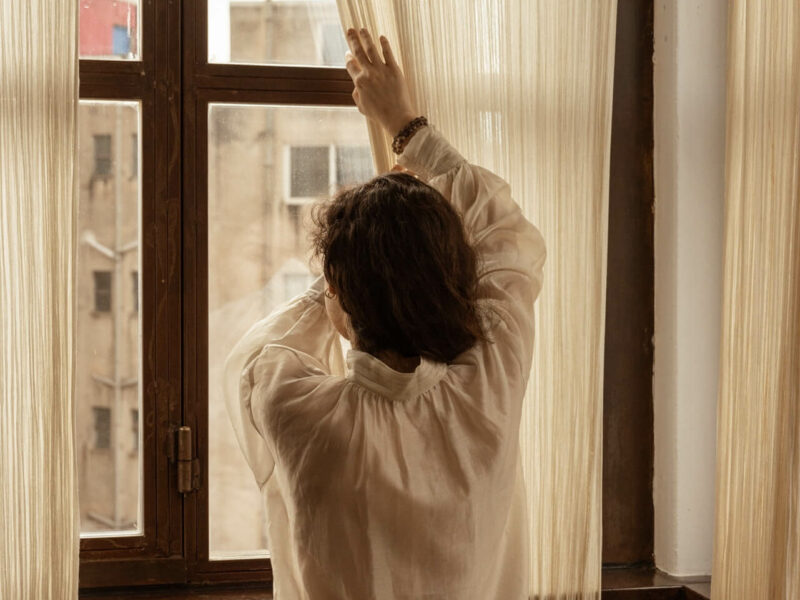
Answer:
[
  {"left": 92, "top": 407, "right": 111, "bottom": 449},
  {"left": 112, "top": 25, "right": 131, "bottom": 57},
  {"left": 131, "top": 134, "right": 138, "bottom": 177},
  {"left": 288, "top": 146, "right": 330, "bottom": 200},
  {"left": 93, "top": 134, "right": 112, "bottom": 176},
  {"left": 131, "top": 271, "right": 138, "bottom": 312},
  {"left": 93, "top": 271, "right": 112, "bottom": 312},
  {"left": 131, "top": 409, "right": 139, "bottom": 452}
]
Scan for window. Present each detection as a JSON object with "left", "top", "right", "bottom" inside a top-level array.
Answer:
[
  {"left": 93, "top": 271, "right": 112, "bottom": 312},
  {"left": 78, "top": 102, "right": 142, "bottom": 542},
  {"left": 112, "top": 24, "right": 131, "bottom": 57},
  {"left": 321, "top": 23, "right": 348, "bottom": 66},
  {"left": 93, "top": 134, "right": 111, "bottom": 176},
  {"left": 79, "top": 3, "right": 148, "bottom": 582},
  {"left": 78, "top": 0, "right": 655, "bottom": 592},
  {"left": 336, "top": 145, "right": 373, "bottom": 186},
  {"left": 92, "top": 407, "right": 111, "bottom": 449},
  {"left": 288, "top": 146, "right": 330, "bottom": 200},
  {"left": 286, "top": 144, "right": 373, "bottom": 204},
  {"left": 78, "top": 0, "right": 372, "bottom": 589},
  {"left": 131, "top": 270, "right": 138, "bottom": 311},
  {"left": 208, "top": 105, "right": 372, "bottom": 558},
  {"left": 79, "top": 0, "right": 140, "bottom": 60},
  {"left": 211, "top": 0, "right": 343, "bottom": 66},
  {"left": 131, "top": 133, "right": 138, "bottom": 177},
  {"left": 131, "top": 409, "right": 139, "bottom": 451}
]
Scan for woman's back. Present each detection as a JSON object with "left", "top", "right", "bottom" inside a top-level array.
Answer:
[{"left": 226, "top": 126, "right": 545, "bottom": 599}]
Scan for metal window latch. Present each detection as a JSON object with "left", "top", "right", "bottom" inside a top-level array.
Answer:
[{"left": 171, "top": 426, "right": 200, "bottom": 494}]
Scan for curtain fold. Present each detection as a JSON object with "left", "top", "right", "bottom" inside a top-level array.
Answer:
[
  {"left": 712, "top": 2, "right": 800, "bottom": 598},
  {"left": 335, "top": 2, "right": 617, "bottom": 597},
  {"left": 0, "top": 1, "right": 80, "bottom": 597}
]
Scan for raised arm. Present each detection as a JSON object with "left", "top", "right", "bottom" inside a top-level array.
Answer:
[{"left": 345, "top": 30, "right": 546, "bottom": 368}]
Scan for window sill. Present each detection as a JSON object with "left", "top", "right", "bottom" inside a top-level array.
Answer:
[
  {"left": 79, "top": 583, "right": 273, "bottom": 600},
  {"left": 602, "top": 567, "right": 711, "bottom": 599},
  {"left": 79, "top": 568, "right": 710, "bottom": 600}
]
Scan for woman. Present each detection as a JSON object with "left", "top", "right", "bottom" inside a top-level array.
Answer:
[{"left": 224, "top": 29, "right": 546, "bottom": 600}]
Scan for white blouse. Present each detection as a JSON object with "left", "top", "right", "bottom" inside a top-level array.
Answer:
[{"left": 224, "top": 126, "right": 546, "bottom": 600}]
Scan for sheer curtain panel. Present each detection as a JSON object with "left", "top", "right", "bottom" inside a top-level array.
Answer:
[
  {"left": 712, "top": 2, "right": 800, "bottom": 598},
  {"left": 0, "top": 0, "right": 80, "bottom": 597},
  {"left": 336, "top": 2, "right": 617, "bottom": 597}
]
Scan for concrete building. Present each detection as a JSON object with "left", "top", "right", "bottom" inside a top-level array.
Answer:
[{"left": 76, "top": 101, "right": 141, "bottom": 533}]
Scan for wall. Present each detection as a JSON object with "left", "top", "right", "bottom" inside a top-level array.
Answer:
[{"left": 652, "top": 0, "right": 727, "bottom": 577}]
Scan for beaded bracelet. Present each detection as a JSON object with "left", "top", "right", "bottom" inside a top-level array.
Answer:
[{"left": 392, "top": 116, "right": 428, "bottom": 154}]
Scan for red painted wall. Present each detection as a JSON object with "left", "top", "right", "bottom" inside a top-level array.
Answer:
[{"left": 80, "top": 0, "right": 139, "bottom": 58}]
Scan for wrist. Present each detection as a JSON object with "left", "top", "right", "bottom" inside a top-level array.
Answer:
[
  {"left": 391, "top": 115, "right": 428, "bottom": 154},
  {"left": 385, "top": 112, "right": 419, "bottom": 137}
]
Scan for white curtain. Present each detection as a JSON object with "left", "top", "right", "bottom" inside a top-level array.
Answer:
[
  {"left": 336, "top": 2, "right": 617, "bottom": 597},
  {"left": 0, "top": 1, "right": 80, "bottom": 598},
  {"left": 712, "top": 2, "right": 800, "bottom": 598}
]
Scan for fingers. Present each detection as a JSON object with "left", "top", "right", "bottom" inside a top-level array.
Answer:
[
  {"left": 346, "top": 28, "right": 370, "bottom": 66},
  {"left": 379, "top": 35, "right": 398, "bottom": 68},
  {"left": 358, "top": 28, "right": 381, "bottom": 64},
  {"left": 344, "top": 50, "right": 361, "bottom": 80}
]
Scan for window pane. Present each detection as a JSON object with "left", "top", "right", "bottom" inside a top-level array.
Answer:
[
  {"left": 77, "top": 101, "right": 142, "bottom": 537},
  {"left": 80, "top": 0, "right": 140, "bottom": 60},
  {"left": 209, "top": 0, "right": 347, "bottom": 67},
  {"left": 208, "top": 104, "right": 373, "bottom": 558},
  {"left": 336, "top": 146, "right": 374, "bottom": 187}
]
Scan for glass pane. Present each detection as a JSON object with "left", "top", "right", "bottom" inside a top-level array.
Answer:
[
  {"left": 208, "top": 0, "right": 347, "bottom": 67},
  {"left": 77, "top": 101, "right": 143, "bottom": 537},
  {"left": 336, "top": 145, "right": 374, "bottom": 186},
  {"left": 290, "top": 146, "right": 330, "bottom": 198},
  {"left": 208, "top": 104, "right": 373, "bottom": 558},
  {"left": 80, "top": 0, "right": 140, "bottom": 60}
]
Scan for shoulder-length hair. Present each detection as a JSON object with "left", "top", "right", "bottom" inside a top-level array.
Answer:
[{"left": 311, "top": 172, "right": 484, "bottom": 363}]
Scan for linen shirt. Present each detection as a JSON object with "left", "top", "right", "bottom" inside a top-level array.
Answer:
[{"left": 224, "top": 126, "right": 546, "bottom": 600}]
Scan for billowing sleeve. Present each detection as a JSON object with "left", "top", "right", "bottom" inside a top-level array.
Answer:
[
  {"left": 223, "top": 277, "right": 344, "bottom": 488},
  {"left": 397, "top": 126, "right": 546, "bottom": 370}
]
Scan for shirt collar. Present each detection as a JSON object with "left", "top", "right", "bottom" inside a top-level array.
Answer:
[{"left": 345, "top": 349, "right": 447, "bottom": 400}]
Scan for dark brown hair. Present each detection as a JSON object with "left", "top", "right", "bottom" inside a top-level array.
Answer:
[{"left": 312, "top": 172, "right": 484, "bottom": 363}]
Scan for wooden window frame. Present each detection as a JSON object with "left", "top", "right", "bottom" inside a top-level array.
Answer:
[
  {"left": 79, "top": 0, "right": 656, "bottom": 592},
  {"left": 79, "top": 0, "right": 184, "bottom": 587}
]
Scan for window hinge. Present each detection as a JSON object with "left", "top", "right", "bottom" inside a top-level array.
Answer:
[{"left": 171, "top": 426, "right": 200, "bottom": 494}]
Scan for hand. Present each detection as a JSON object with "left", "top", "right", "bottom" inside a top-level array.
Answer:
[{"left": 345, "top": 28, "right": 418, "bottom": 136}]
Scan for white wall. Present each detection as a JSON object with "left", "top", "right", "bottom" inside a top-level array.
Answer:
[{"left": 653, "top": 0, "right": 727, "bottom": 577}]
